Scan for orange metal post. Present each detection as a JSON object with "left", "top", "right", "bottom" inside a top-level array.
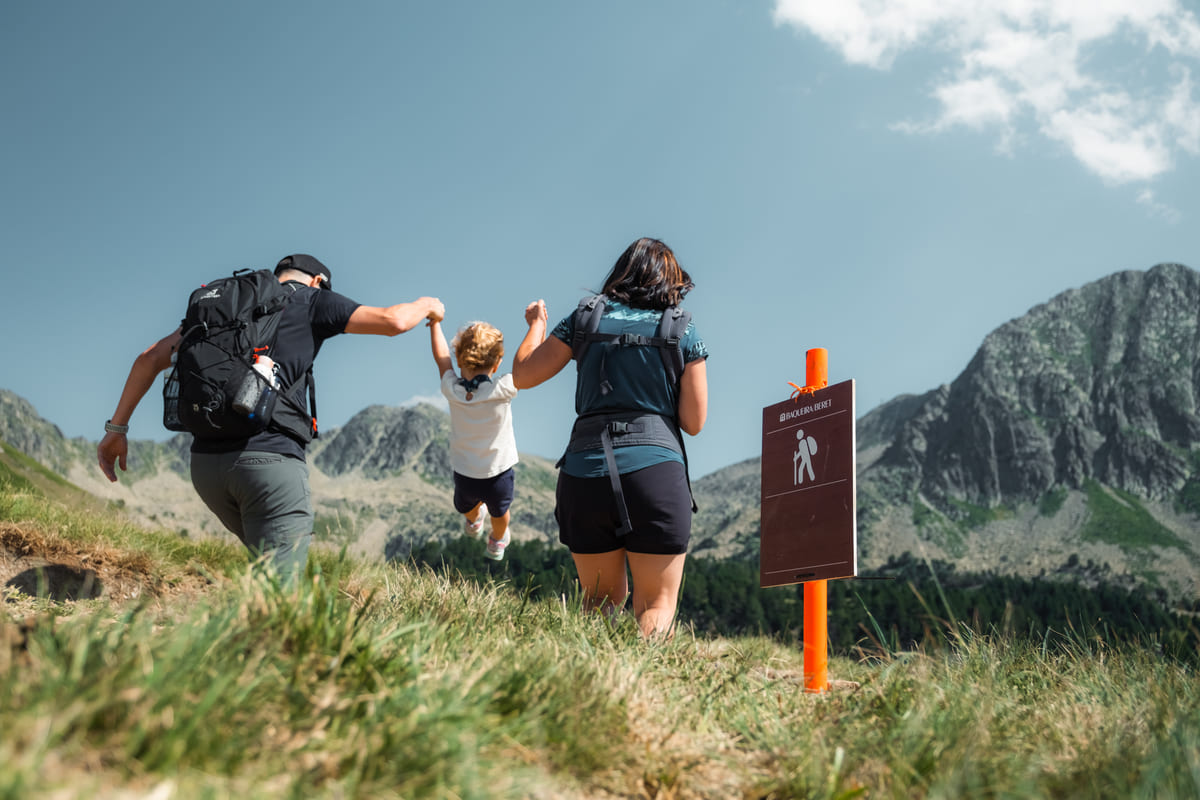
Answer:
[
  {"left": 805, "top": 348, "right": 827, "bottom": 390},
  {"left": 803, "top": 348, "right": 829, "bottom": 693}
]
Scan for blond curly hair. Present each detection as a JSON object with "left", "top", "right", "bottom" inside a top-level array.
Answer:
[{"left": 453, "top": 322, "right": 505, "bottom": 372}]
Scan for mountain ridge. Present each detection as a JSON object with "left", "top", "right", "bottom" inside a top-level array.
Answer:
[
  {"left": 687, "top": 263, "right": 1200, "bottom": 607},
  {"left": 0, "top": 392, "right": 560, "bottom": 560},
  {"left": 4, "top": 262, "right": 1199, "bottom": 607}
]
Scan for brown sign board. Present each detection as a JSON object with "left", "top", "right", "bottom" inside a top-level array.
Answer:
[{"left": 760, "top": 379, "right": 857, "bottom": 588}]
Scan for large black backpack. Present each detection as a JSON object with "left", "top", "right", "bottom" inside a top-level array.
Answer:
[{"left": 163, "top": 269, "right": 316, "bottom": 443}]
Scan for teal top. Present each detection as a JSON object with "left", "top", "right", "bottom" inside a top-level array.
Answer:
[{"left": 551, "top": 298, "right": 708, "bottom": 477}]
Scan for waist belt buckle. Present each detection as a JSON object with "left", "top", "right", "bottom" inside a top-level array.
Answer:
[{"left": 607, "top": 421, "right": 631, "bottom": 434}]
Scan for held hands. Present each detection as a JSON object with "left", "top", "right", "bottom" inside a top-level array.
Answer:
[
  {"left": 524, "top": 299, "right": 547, "bottom": 326},
  {"left": 97, "top": 432, "right": 127, "bottom": 482},
  {"left": 425, "top": 298, "right": 445, "bottom": 327}
]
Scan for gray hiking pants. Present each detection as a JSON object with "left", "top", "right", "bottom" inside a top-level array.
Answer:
[{"left": 190, "top": 450, "right": 313, "bottom": 585}]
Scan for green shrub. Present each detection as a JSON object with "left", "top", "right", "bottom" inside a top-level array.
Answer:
[{"left": 1039, "top": 487, "right": 1068, "bottom": 517}]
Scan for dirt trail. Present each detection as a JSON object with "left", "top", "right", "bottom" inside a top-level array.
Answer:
[{"left": 0, "top": 521, "right": 206, "bottom": 607}]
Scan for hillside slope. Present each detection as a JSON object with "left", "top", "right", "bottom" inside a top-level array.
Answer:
[
  {"left": 0, "top": 393, "right": 559, "bottom": 561},
  {"left": 690, "top": 264, "right": 1200, "bottom": 606}
]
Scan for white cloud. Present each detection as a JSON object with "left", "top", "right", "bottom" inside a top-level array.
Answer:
[
  {"left": 1136, "top": 188, "right": 1182, "bottom": 222},
  {"left": 1164, "top": 67, "right": 1200, "bottom": 152},
  {"left": 775, "top": 0, "right": 1200, "bottom": 185},
  {"left": 936, "top": 77, "right": 1017, "bottom": 130},
  {"left": 400, "top": 393, "right": 449, "bottom": 411},
  {"left": 772, "top": 0, "right": 956, "bottom": 68},
  {"left": 1045, "top": 94, "right": 1172, "bottom": 182}
]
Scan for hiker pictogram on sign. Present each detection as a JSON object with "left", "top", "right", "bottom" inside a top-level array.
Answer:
[{"left": 794, "top": 429, "right": 818, "bottom": 485}]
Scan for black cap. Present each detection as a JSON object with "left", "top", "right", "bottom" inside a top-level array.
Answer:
[{"left": 275, "top": 254, "right": 332, "bottom": 290}]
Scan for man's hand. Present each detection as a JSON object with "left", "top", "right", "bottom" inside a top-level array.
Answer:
[
  {"left": 426, "top": 298, "right": 445, "bottom": 325},
  {"left": 97, "top": 431, "right": 128, "bottom": 482},
  {"left": 524, "top": 299, "right": 547, "bottom": 326}
]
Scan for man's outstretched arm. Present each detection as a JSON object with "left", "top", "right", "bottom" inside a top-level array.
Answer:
[{"left": 344, "top": 297, "right": 444, "bottom": 336}]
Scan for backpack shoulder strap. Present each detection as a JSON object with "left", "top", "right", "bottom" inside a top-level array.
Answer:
[
  {"left": 254, "top": 269, "right": 296, "bottom": 320},
  {"left": 570, "top": 294, "right": 607, "bottom": 362},
  {"left": 265, "top": 282, "right": 320, "bottom": 440},
  {"left": 656, "top": 305, "right": 691, "bottom": 386},
  {"left": 571, "top": 296, "right": 691, "bottom": 389}
]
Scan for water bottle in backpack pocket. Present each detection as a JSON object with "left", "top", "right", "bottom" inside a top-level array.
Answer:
[{"left": 232, "top": 356, "right": 278, "bottom": 420}]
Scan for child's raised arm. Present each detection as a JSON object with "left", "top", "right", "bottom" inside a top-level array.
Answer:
[{"left": 430, "top": 319, "right": 455, "bottom": 378}]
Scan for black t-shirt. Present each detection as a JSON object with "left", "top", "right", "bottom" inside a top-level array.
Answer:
[{"left": 190, "top": 282, "right": 361, "bottom": 459}]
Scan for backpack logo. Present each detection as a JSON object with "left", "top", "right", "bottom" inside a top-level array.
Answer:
[{"left": 197, "top": 288, "right": 221, "bottom": 301}]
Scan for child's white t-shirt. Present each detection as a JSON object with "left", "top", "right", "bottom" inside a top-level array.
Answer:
[{"left": 439, "top": 371, "right": 519, "bottom": 479}]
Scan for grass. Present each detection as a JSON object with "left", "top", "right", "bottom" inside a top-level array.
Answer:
[
  {"left": 514, "top": 460, "right": 559, "bottom": 493},
  {"left": 0, "top": 441, "right": 100, "bottom": 508},
  {"left": 2, "top": 484, "right": 1199, "bottom": 798},
  {"left": 0, "top": 455, "right": 35, "bottom": 494},
  {"left": 911, "top": 499, "right": 966, "bottom": 556},
  {"left": 1081, "top": 479, "right": 1191, "bottom": 554},
  {"left": 314, "top": 509, "right": 362, "bottom": 546},
  {"left": 948, "top": 498, "right": 1013, "bottom": 529}
]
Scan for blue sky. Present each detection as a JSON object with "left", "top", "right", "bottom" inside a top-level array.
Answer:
[{"left": 2, "top": 1, "right": 1198, "bottom": 479}]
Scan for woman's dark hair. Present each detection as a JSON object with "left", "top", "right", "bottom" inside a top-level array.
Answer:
[{"left": 601, "top": 237, "right": 694, "bottom": 310}]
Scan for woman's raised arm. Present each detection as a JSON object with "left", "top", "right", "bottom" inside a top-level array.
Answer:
[{"left": 512, "top": 299, "right": 572, "bottom": 389}]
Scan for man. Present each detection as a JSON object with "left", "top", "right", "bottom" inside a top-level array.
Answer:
[{"left": 97, "top": 254, "right": 444, "bottom": 583}]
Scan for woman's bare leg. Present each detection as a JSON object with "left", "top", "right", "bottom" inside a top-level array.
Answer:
[
  {"left": 626, "top": 552, "right": 687, "bottom": 638},
  {"left": 570, "top": 550, "right": 629, "bottom": 615}
]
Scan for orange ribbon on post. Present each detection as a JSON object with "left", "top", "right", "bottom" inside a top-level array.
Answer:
[{"left": 801, "top": 348, "right": 829, "bottom": 693}]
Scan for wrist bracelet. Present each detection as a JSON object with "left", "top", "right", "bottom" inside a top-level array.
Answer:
[{"left": 104, "top": 420, "right": 130, "bottom": 435}]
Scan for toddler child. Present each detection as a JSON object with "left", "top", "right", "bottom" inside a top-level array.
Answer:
[{"left": 429, "top": 318, "right": 519, "bottom": 560}]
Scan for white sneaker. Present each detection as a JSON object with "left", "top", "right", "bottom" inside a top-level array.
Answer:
[
  {"left": 464, "top": 504, "right": 488, "bottom": 539},
  {"left": 484, "top": 531, "right": 510, "bottom": 561}
]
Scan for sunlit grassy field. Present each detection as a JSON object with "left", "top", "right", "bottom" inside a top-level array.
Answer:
[{"left": 1, "top": 485, "right": 1197, "bottom": 799}]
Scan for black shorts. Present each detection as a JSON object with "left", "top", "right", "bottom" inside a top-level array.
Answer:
[
  {"left": 555, "top": 460, "right": 692, "bottom": 555},
  {"left": 452, "top": 468, "right": 515, "bottom": 516}
]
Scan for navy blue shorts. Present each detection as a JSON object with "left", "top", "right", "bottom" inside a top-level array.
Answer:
[
  {"left": 555, "top": 460, "right": 692, "bottom": 555},
  {"left": 453, "top": 468, "right": 515, "bottom": 516}
]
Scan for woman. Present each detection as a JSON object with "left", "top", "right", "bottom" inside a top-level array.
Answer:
[{"left": 513, "top": 237, "right": 708, "bottom": 637}]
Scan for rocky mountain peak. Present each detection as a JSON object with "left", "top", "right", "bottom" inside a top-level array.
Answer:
[
  {"left": 875, "top": 262, "right": 1200, "bottom": 508},
  {"left": 0, "top": 390, "right": 82, "bottom": 473},
  {"left": 312, "top": 403, "right": 451, "bottom": 481}
]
